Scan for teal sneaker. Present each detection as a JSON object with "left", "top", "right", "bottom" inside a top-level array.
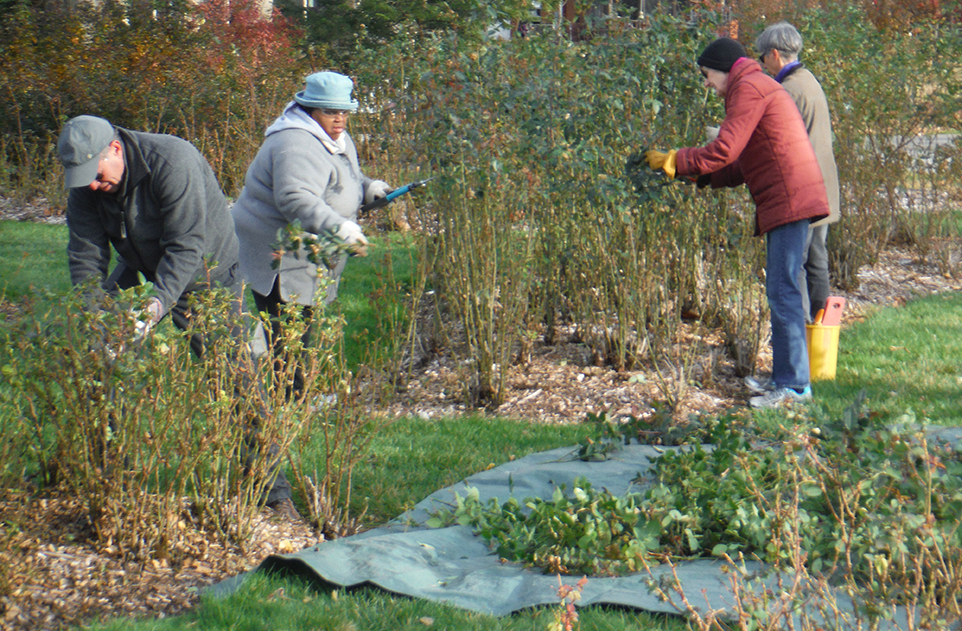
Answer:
[{"left": 749, "top": 386, "right": 812, "bottom": 409}]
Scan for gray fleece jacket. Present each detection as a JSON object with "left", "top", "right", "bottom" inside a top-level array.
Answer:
[
  {"left": 66, "top": 127, "right": 239, "bottom": 314},
  {"left": 232, "top": 103, "right": 373, "bottom": 305}
]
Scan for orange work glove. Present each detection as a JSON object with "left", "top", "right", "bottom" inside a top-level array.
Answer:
[{"left": 644, "top": 149, "right": 678, "bottom": 180}]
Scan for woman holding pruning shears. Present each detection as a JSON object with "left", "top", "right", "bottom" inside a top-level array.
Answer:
[{"left": 232, "top": 71, "right": 393, "bottom": 399}]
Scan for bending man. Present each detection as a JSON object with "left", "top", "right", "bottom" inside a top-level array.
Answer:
[{"left": 57, "top": 115, "right": 298, "bottom": 520}]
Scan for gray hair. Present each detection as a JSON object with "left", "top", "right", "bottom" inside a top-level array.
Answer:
[{"left": 755, "top": 21, "right": 803, "bottom": 63}]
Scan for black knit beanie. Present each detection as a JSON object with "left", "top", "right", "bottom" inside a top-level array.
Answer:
[{"left": 697, "top": 37, "right": 747, "bottom": 72}]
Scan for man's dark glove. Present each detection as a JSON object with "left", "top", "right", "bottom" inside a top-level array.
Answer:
[{"left": 676, "top": 174, "right": 710, "bottom": 188}]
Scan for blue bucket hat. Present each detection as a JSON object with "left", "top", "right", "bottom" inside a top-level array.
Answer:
[
  {"left": 294, "top": 72, "right": 359, "bottom": 112},
  {"left": 57, "top": 115, "right": 116, "bottom": 189}
]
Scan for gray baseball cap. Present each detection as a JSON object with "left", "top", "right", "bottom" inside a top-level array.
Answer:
[{"left": 57, "top": 115, "right": 115, "bottom": 188}]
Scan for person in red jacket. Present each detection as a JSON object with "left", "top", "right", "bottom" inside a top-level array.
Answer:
[{"left": 645, "top": 37, "right": 829, "bottom": 408}]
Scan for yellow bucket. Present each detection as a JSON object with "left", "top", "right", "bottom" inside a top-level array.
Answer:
[{"left": 806, "top": 324, "right": 840, "bottom": 381}]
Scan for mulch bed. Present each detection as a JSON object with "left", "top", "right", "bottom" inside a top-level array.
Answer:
[{"left": 0, "top": 490, "right": 319, "bottom": 630}]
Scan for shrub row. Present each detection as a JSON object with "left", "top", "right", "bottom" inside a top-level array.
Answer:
[
  {"left": 1, "top": 1, "right": 959, "bottom": 416},
  {"left": 348, "top": 8, "right": 961, "bottom": 403},
  {"left": 0, "top": 280, "right": 375, "bottom": 558}
]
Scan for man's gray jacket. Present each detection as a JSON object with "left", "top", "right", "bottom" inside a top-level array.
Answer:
[
  {"left": 780, "top": 65, "right": 840, "bottom": 227},
  {"left": 66, "top": 127, "right": 239, "bottom": 314}
]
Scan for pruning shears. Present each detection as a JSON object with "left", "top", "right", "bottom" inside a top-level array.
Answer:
[{"left": 360, "top": 177, "right": 435, "bottom": 214}]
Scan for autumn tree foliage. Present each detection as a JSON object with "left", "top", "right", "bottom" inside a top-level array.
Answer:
[
  {"left": 198, "top": 0, "right": 301, "bottom": 76},
  {"left": 0, "top": 0, "right": 311, "bottom": 197}
]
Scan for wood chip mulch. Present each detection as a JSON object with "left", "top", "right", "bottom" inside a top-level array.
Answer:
[
  {"left": 377, "top": 241, "right": 962, "bottom": 424},
  {"left": 0, "top": 491, "right": 320, "bottom": 631}
]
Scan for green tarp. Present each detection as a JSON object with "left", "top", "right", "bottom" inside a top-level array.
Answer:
[{"left": 215, "top": 432, "right": 962, "bottom": 626}]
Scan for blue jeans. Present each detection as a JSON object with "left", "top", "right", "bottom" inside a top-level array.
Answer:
[{"left": 766, "top": 219, "right": 810, "bottom": 390}]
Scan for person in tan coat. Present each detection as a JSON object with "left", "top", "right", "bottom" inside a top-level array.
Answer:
[
  {"left": 756, "top": 21, "right": 840, "bottom": 327},
  {"left": 645, "top": 37, "right": 829, "bottom": 408}
]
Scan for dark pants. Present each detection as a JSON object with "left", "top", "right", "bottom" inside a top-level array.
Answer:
[
  {"left": 800, "top": 224, "right": 831, "bottom": 322},
  {"left": 252, "top": 277, "right": 315, "bottom": 400},
  {"left": 108, "top": 263, "right": 292, "bottom": 505},
  {"left": 108, "top": 262, "right": 244, "bottom": 357}
]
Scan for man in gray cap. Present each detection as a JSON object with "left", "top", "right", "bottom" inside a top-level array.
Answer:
[
  {"left": 58, "top": 115, "right": 240, "bottom": 352},
  {"left": 755, "top": 22, "right": 840, "bottom": 324},
  {"left": 57, "top": 114, "right": 299, "bottom": 520}
]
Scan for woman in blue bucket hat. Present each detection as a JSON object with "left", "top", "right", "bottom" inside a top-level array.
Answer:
[{"left": 232, "top": 71, "right": 393, "bottom": 399}]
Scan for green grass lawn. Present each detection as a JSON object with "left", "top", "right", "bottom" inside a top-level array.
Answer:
[
  {"left": 349, "top": 414, "right": 600, "bottom": 524},
  {"left": 334, "top": 232, "right": 418, "bottom": 369},
  {"left": 86, "top": 574, "right": 689, "bottom": 631},
  {"left": 0, "top": 221, "right": 70, "bottom": 298},
  {"left": 811, "top": 291, "right": 962, "bottom": 423}
]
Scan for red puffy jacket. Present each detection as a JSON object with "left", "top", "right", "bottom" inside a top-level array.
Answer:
[{"left": 675, "top": 58, "right": 829, "bottom": 235}]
